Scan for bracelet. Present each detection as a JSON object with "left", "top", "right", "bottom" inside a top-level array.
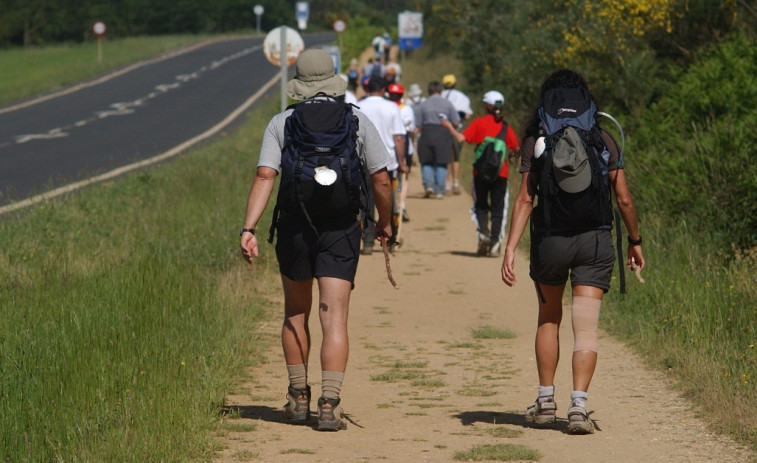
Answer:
[
  {"left": 627, "top": 235, "right": 642, "bottom": 246},
  {"left": 239, "top": 227, "right": 256, "bottom": 236}
]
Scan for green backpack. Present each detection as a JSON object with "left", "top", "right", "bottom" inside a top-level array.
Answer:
[{"left": 473, "top": 123, "right": 508, "bottom": 183}]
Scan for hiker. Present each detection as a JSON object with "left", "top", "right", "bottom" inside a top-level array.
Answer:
[
  {"left": 404, "top": 83, "right": 425, "bottom": 107},
  {"left": 440, "top": 90, "right": 520, "bottom": 257},
  {"left": 239, "top": 49, "right": 393, "bottom": 432},
  {"left": 386, "top": 83, "right": 417, "bottom": 223},
  {"left": 441, "top": 74, "right": 473, "bottom": 195},
  {"left": 346, "top": 57, "right": 360, "bottom": 89},
  {"left": 413, "top": 81, "right": 459, "bottom": 199},
  {"left": 501, "top": 69, "right": 645, "bottom": 434},
  {"left": 357, "top": 76, "right": 409, "bottom": 253}
]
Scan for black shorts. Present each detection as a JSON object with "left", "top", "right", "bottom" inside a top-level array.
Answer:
[
  {"left": 275, "top": 214, "right": 362, "bottom": 285},
  {"left": 529, "top": 229, "right": 616, "bottom": 292}
]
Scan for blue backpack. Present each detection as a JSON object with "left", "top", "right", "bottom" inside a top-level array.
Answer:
[
  {"left": 268, "top": 98, "right": 368, "bottom": 241},
  {"left": 533, "top": 87, "right": 613, "bottom": 235}
]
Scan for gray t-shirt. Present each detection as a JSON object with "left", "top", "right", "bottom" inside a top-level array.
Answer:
[
  {"left": 413, "top": 95, "right": 460, "bottom": 128},
  {"left": 257, "top": 107, "right": 393, "bottom": 175}
]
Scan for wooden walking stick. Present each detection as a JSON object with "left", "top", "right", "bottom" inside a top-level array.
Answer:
[{"left": 381, "top": 239, "right": 399, "bottom": 289}]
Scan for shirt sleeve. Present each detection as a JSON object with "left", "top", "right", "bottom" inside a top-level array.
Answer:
[
  {"left": 505, "top": 125, "right": 520, "bottom": 150},
  {"left": 462, "top": 118, "right": 482, "bottom": 144},
  {"left": 256, "top": 111, "right": 290, "bottom": 172}
]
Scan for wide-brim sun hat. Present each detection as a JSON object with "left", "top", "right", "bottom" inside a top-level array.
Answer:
[
  {"left": 552, "top": 128, "right": 592, "bottom": 193},
  {"left": 482, "top": 90, "right": 505, "bottom": 106},
  {"left": 286, "top": 48, "right": 347, "bottom": 101},
  {"left": 442, "top": 74, "right": 456, "bottom": 86},
  {"left": 408, "top": 83, "right": 423, "bottom": 98}
]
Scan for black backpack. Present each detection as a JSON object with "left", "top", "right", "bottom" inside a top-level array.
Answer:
[
  {"left": 268, "top": 98, "right": 369, "bottom": 242},
  {"left": 533, "top": 87, "right": 613, "bottom": 235},
  {"left": 472, "top": 123, "right": 508, "bottom": 183}
]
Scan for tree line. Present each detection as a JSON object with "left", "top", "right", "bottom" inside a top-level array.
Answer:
[{"left": 0, "top": 0, "right": 416, "bottom": 47}]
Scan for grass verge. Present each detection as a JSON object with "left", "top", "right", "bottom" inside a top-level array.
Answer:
[
  {"left": 0, "top": 86, "right": 282, "bottom": 460},
  {"left": 0, "top": 34, "right": 220, "bottom": 105}
]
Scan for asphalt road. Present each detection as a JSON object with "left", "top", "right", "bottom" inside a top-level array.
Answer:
[{"left": 0, "top": 33, "right": 334, "bottom": 212}]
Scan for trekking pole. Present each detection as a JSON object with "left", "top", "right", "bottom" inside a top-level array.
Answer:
[{"left": 381, "top": 239, "right": 399, "bottom": 289}]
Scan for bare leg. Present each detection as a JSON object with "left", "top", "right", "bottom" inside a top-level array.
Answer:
[
  {"left": 534, "top": 282, "right": 566, "bottom": 386},
  {"left": 571, "top": 285, "right": 604, "bottom": 392},
  {"left": 281, "top": 276, "right": 314, "bottom": 366},
  {"left": 317, "top": 277, "right": 352, "bottom": 372}
]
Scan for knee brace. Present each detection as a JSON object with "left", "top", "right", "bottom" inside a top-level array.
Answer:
[{"left": 572, "top": 296, "right": 601, "bottom": 353}]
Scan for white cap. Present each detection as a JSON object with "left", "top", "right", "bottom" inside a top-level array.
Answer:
[{"left": 482, "top": 90, "right": 505, "bottom": 106}]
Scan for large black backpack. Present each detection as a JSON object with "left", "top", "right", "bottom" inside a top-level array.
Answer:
[
  {"left": 532, "top": 87, "right": 613, "bottom": 235},
  {"left": 268, "top": 98, "right": 368, "bottom": 242}
]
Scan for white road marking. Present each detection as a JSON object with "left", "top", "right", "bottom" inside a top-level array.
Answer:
[{"left": 0, "top": 74, "right": 279, "bottom": 216}]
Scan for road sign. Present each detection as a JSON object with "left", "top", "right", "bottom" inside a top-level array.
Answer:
[
  {"left": 333, "top": 20, "right": 346, "bottom": 33},
  {"left": 253, "top": 5, "right": 264, "bottom": 34},
  {"left": 93, "top": 22, "right": 106, "bottom": 36},
  {"left": 398, "top": 11, "right": 423, "bottom": 50},
  {"left": 263, "top": 26, "right": 304, "bottom": 67},
  {"left": 295, "top": 2, "right": 309, "bottom": 30},
  {"left": 322, "top": 45, "right": 341, "bottom": 75}
]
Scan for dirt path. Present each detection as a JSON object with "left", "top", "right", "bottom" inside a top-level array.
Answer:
[{"left": 215, "top": 171, "right": 753, "bottom": 462}]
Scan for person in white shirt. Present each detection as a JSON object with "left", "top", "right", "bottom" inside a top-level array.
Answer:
[
  {"left": 357, "top": 76, "right": 409, "bottom": 252},
  {"left": 441, "top": 74, "right": 473, "bottom": 195},
  {"left": 386, "top": 83, "right": 416, "bottom": 223}
]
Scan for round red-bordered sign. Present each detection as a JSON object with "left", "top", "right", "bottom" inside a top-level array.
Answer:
[
  {"left": 93, "top": 22, "right": 106, "bottom": 36},
  {"left": 333, "top": 20, "right": 346, "bottom": 33}
]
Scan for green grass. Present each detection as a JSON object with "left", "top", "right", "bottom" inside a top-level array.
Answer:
[
  {"left": 0, "top": 80, "right": 282, "bottom": 460},
  {"left": 454, "top": 443, "right": 540, "bottom": 461},
  {"left": 0, "top": 34, "right": 217, "bottom": 105},
  {"left": 471, "top": 325, "right": 516, "bottom": 340}
]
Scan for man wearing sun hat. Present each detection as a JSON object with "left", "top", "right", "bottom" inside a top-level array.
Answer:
[
  {"left": 441, "top": 74, "right": 473, "bottom": 195},
  {"left": 441, "top": 90, "right": 520, "bottom": 257},
  {"left": 239, "top": 48, "right": 393, "bottom": 431}
]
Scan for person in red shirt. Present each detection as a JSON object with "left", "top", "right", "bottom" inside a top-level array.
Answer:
[{"left": 441, "top": 90, "right": 520, "bottom": 256}]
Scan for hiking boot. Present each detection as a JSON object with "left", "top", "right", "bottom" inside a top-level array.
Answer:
[
  {"left": 317, "top": 396, "right": 347, "bottom": 431},
  {"left": 488, "top": 240, "right": 501, "bottom": 257},
  {"left": 435, "top": 193, "right": 444, "bottom": 199},
  {"left": 283, "top": 385, "right": 311, "bottom": 422},
  {"left": 567, "top": 404, "right": 595, "bottom": 434},
  {"left": 477, "top": 233, "right": 490, "bottom": 257},
  {"left": 361, "top": 246, "right": 374, "bottom": 256},
  {"left": 452, "top": 184, "right": 461, "bottom": 195},
  {"left": 424, "top": 187, "right": 434, "bottom": 198},
  {"left": 402, "top": 209, "right": 410, "bottom": 222},
  {"left": 525, "top": 397, "right": 557, "bottom": 425}
]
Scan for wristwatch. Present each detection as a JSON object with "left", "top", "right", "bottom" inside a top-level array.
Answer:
[
  {"left": 239, "top": 227, "right": 256, "bottom": 236},
  {"left": 627, "top": 235, "right": 643, "bottom": 246}
]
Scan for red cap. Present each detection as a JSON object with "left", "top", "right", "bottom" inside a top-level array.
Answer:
[{"left": 387, "top": 83, "right": 405, "bottom": 95}]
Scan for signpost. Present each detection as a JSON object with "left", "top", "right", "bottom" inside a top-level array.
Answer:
[
  {"left": 253, "top": 5, "right": 264, "bottom": 35},
  {"left": 333, "top": 19, "right": 346, "bottom": 60},
  {"left": 295, "top": 2, "right": 309, "bottom": 30},
  {"left": 93, "top": 21, "right": 106, "bottom": 63},
  {"left": 263, "top": 26, "right": 304, "bottom": 111}
]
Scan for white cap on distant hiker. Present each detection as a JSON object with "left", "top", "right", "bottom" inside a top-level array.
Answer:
[
  {"left": 286, "top": 48, "right": 347, "bottom": 101},
  {"left": 482, "top": 90, "right": 505, "bottom": 107}
]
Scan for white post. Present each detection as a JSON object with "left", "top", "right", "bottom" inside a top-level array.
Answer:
[{"left": 280, "top": 27, "right": 287, "bottom": 112}]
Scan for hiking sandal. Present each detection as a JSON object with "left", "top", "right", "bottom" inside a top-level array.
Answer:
[
  {"left": 525, "top": 398, "right": 557, "bottom": 424},
  {"left": 567, "top": 405, "right": 595, "bottom": 434}
]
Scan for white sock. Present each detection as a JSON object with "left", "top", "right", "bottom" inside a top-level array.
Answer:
[
  {"left": 571, "top": 390, "right": 588, "bottom": 408},
  {"left": 538, "top": 385, "right": 555, "bottom": 402}
]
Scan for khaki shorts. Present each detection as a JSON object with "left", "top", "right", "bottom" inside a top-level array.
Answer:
[{"left": 529, "top": 229, "right": 616, "bottom": 292}]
